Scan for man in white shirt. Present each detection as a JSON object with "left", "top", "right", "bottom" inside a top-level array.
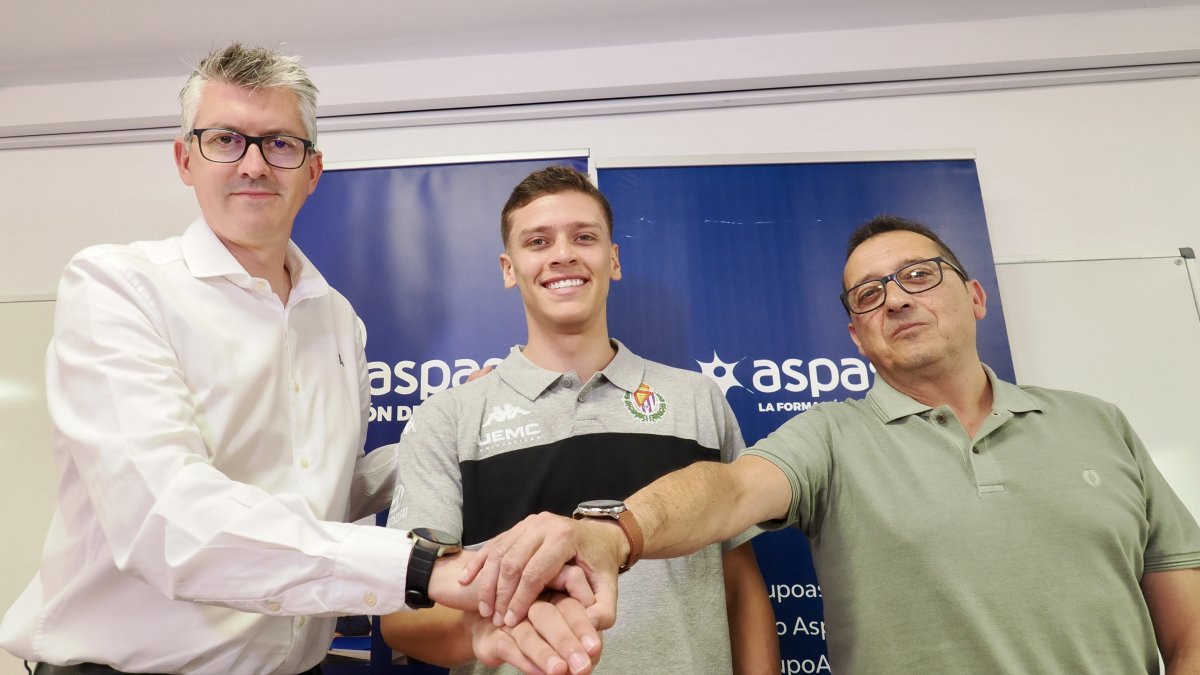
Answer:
[{"left": 0, "top": 44, "right": 600, "bottom": 675}]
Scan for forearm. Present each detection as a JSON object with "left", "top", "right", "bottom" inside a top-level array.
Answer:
[
  {"left": 1165, "top": 648, "right": 1200, "bottom": 675},
  {"left": 1144, "top": 568, "right": 1200, "bottom": 675},
  {"left": 629, "top": 457, "right": 785, "bottom": 560},
  {"left": 626, "top": 462, "right": 741, "bottom": 559},
  {"left": 723, "top": 543, "right": 779, "bottom": 675},
  {"left": 380, "top": 606, "right": 475, "bottom": 667},
  {"left": 466, "top": 455, "right": 789, "bottom": 632}
]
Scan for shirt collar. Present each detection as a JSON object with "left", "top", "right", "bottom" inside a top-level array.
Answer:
[
  {"left": 496, "top": 338, "right": 645, "bottom": 401},
  {"left": 180, "top": 218, "right": 330, "bottom": 300},
  {"left": 867, "top": 363, "right": 1042, "bottom": 423},
  {"left": 598, "top": 339, "right": 646, "bottom": 394}
]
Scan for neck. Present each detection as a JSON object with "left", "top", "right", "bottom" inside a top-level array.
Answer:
[
  {"left": 885, "top": 359, "right": 993, "bottom": 437},
  {"left": 222, "top": 237, "right": 293, "bottom": 306},
  {"left": 522, "top": 324, "right": 616, "bottom": 384}
]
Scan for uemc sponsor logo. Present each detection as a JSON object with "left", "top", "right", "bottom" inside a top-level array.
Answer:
[
  {"left": 478, "top": 422, "right": 541, "bottom": 448},
  {"left": 697, "top": 351, "right": 875, "bottom": 399}
]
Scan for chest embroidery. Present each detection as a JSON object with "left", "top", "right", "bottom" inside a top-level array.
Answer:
[{"left": 624, "top": 383, "right": 668, "bottom": 423}]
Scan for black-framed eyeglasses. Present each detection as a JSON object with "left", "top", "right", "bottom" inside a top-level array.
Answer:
[
  {"left": 189, "top": 128, "right": 315, "bottom": 169},
  {"left": 840, "top": 257, "right": 968, "bottom": 314}
]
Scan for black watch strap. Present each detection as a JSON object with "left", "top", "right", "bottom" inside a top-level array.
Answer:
[
  {"left": 405, "top": 544, "right": 438, "bottom": 609},
  {"left": 405, "top": 527, "right": 462, "bottom": 610}
]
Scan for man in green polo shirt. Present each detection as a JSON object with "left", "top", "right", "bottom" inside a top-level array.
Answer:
[{"left": 469, "top": 215, "right": 1200, "bottom": 673}]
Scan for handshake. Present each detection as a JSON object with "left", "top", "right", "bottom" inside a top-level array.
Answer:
[{"left": 397, "top": 505, "right": 637, "bottom": 675}]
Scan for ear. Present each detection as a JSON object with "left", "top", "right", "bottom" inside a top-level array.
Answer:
[
  {"left": 968, "top": 279, "right": 988, "bottom": 320},
  {"left": 306, "top": 149, "right": 324, "bottom": 195},
  {"left": 847, "top": 320, "right": 867, "bottom": 358},
  {"left": 609, "top": 243, "right": 622, "bottom": 281},
  {"left": 500, "top": 252, "right": 516, "bottom": 289},
  {"left": 174, "top": 137, "right": 195, "bottom": 186}
]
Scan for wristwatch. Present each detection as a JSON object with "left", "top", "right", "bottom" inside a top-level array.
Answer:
[
  {"left": 572, "top": 499, "right": 644, "bottom": 573},
  {"left": 405, "top": 527, "right": 463, "bottom": 609}
]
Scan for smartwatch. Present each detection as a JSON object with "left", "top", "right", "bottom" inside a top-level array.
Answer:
[
  {"left": 572, "top": 499, "right": 644, "bottom": 573},
  {"left": 405, "top": 527, "right": 463, "bottom": 609}
]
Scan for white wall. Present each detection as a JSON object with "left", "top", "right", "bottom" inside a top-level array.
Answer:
[
  {"left": 2, "top": 8, "right": 1199, "bottom": 673},
  {"left": 4, "top": 76, "right": 1198, "bottom": 295}
]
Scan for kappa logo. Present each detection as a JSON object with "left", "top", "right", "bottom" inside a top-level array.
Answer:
[
  {"left": 624, "top": 383, "right": 668, "bottom": 423},
  {"left": 482, "top": 403, "right": 531, "bottom": 428}
]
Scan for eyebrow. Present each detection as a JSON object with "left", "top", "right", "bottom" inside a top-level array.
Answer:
[
  {"left": 200, "top": 124, "right": 306, "bottom": 138},
  {"left": 847, "top": 256, "right": 934, "bottom": 288},
  {"left": 516, "top": 221, "right": 604, "bottom": 237}
]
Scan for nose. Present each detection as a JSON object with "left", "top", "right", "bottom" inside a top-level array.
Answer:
[
  {"left": 882, "top": 277, "right": 914, "bottom": 311},
  {"left": 548, "top": 238, "right": 577, "bottom": 265},
  {"left": 237, "top": 141, "right": 270, "bottom": 178}
]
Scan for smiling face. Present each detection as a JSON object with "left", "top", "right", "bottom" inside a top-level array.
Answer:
[
  {"left": 844, "top": 230, "right": 987, "bottom": 383},
  {"left": 173, "top": 80, "right": 322, "bottom": 254},
  {"left": 500, "top": 190, "right": 621, "bottom": 340}
]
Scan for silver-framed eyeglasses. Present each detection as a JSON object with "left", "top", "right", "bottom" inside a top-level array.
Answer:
[
  {"left": 190, "top": 128, "right": 314, "bottom": 169},
  {"left": 840, "top": 257, "right": 967, "bottom": 314}
]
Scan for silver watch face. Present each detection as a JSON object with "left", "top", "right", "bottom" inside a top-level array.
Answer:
[
  {"left": 410, "top": 527, "right": 460, "bottom": 548},
  {"left": 575, "top": 499, "right": 626, "bottom": 516}
]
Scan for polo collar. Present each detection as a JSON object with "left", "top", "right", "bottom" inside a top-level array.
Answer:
[
  {"left": 496, "top": 339, "right": 646, "bottom": 401},
  {"left": 867, "top": 363, "right": 1042, "bottom": 423}
]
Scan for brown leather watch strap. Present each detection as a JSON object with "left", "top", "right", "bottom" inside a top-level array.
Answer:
[{"left": 614, "top": 509, "right": 644, "bottom": 573}]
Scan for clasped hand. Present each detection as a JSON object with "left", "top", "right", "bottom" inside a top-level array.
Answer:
[
  {"left": 429, "top": 543, "right": 609, "bottom": 675},
  {"left": 460, "top": 512, "right": 626, "bottom": 630}
]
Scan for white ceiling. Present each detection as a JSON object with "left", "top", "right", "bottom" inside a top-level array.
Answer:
[{"left": 5, "top": 0, "right": 1199, "bottom": 88}]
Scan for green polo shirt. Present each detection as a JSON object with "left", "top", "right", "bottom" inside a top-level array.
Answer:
[{"left": 746, "top": 365, "right": 1200, "bottom": 674}]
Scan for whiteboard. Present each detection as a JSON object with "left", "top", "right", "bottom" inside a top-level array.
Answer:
[
  {"left": 0, "top": 300, "right": 57, "bottom": 675},
  {"left": 995, "top": 254, "right": 1200, "bottom": 519}
]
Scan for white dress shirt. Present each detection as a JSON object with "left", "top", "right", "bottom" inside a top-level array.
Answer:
[{"left": 0, "top": 220, "right": 414, "bottom": 674}]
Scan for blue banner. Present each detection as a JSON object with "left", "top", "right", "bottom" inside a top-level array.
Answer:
[
  {"left": 294, "top": 156, "right": 589, "bottom": 454},
  {"left": 294, "top": 155, "right": 1010, "bottom": 673}
]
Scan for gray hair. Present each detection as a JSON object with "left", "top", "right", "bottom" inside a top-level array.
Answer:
[{"left": 179, "top": 43, "right": 319, "bottom": 142}]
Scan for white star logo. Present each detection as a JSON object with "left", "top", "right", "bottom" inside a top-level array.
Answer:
[{"left": 697, "top": 351, "right": 744, "bottom": 397}]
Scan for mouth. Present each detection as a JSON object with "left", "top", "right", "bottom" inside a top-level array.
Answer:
[
  {"left": 543, "top": 277, "right": 586, "bottom": 291},
  {"left": 890, "top": 322, "right": 925, "bottom": 339}
]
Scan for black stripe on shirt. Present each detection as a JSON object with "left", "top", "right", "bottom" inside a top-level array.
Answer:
[{"left": 460, "top": 432, "right": 720, "bottom": 545}]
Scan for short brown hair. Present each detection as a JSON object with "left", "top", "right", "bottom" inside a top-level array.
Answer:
[
  {"left": 500, "top": 166, "right": 613, "bottom": 246},
  {"left": 845, "top": 215, "right": 970, "bottom": 281}
]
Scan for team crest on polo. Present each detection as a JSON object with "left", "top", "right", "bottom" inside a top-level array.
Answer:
[{"left": 624, "top": 383, "right": 667, "bottom": 422}]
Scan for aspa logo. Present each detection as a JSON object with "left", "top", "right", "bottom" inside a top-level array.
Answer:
[
  {"left": 697, "top": 351, "right": 875, "bottom": 400},
  {"left": 482, "top": 404, "right": 531, "bottom": 428},
  {"left": 624, "top": 383, "right": 667, "bottom": 423}
]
